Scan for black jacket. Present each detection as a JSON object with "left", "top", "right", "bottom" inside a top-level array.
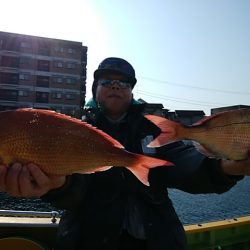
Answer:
[{"left": 43, "top": 105, "right": 240, "bottom": 250}]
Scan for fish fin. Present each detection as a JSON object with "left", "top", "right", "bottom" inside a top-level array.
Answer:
[
  {"left": 193, "top": 110, "right": 234, "bottom": 126},
  {"left": 18, "top": 108, "right": 124, "bottom": 149},
  {"left": 145, "top": 115, "right": 182, "bottom": 147},
  {"left": 128, "top": 154, "right": 174, "bottom": 186},
  {"left": 75, "top": 166, "right": 112, "bottom": 174},
  {"left": 95, "top": 166, "right": 113, "bottom": 172},
  {"left": 128, "top": 164, "right": 150, "bottom": 186},
  {"left": 193, "top": 115, "right": 213, "bottom": 126},
  {"left": 74, "top": 170, "right": 94, "bottom": 174}
]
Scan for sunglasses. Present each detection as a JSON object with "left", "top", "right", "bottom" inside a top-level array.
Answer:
[{"left": 97, "top": 79, "right": 132, "bottom": 89}]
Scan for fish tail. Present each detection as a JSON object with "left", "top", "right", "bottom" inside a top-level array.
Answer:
[
  {"left": 128, "top": 154, "right": 173, "bottom": 186},
  {"left": 145, "top": 115, "right": 183, "bottom": 147}
]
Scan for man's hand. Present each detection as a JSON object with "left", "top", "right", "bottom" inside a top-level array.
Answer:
[
  {"left": 221, "top": 158, "right": 250, "bottom": 176},
  {"left": 0, "top": 162, "right": 66, "bottom": 198}
]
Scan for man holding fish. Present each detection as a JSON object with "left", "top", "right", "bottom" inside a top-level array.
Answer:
[{"left": 0, "top": 57, "right": 249, "bottom": 250}]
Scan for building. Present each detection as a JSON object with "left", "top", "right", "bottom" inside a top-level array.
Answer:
[
  {"left": 170, "top": 110, "right": 205, "bottom": 125},
  {"left": 137, "top": 98, "right": 205, "bottom": 124},
  {"left": 0, "top": 31, "right": 87, "bottom": 118},
  {"left": 137, "top": 98, "right": 169, "bottom": 116},
  {"left": 211, "top": 105, "right": 250, "bottom": 114}
]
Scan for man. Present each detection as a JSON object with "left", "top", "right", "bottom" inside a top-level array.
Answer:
[{"left": 0, "top": 57, "right": 249, "bottom": 250}]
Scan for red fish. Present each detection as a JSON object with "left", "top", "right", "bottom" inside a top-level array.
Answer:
[
  {"left": 0, "top": 108, "right": 173, "bottom": 186},
  {"left": 145, "top": 108, "right": 250, "bottom": 160}
]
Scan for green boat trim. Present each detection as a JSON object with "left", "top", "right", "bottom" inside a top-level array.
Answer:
[
  {"left": 185, "top": 216, "right": 250, "bottom": 250},
  {"left": 0, "top": 210, "right": 249, "bottom": 249}
]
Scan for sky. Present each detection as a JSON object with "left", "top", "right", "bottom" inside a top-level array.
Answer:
[{"left": 0, "top": 0, "right": 249, "bottom": 115}]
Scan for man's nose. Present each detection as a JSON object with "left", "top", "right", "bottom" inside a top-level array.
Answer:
[{"left": 111, "top": 82, "right": 120, "bottom": 90}]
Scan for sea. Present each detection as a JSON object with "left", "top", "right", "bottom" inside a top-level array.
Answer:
[{"left": 0, "top": 176, "right": 250, "bottom": 225}]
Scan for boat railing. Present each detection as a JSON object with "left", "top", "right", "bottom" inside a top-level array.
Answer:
[
  {"left": 0, "top": 210, "right": 60, "bottom": 249},
  {"left": 0, "top": 210, "right": 59, "bottom": 224}
]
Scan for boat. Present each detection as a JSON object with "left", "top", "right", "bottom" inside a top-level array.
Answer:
[
  {"left": 0, "top": 210, "right": 58, "bottom": 250},
  {"left": 0, "top": 210, "right": 249, "bottom": 249},
  {"left": 185, "top": 215, "right": 250, "bottom": 249}
]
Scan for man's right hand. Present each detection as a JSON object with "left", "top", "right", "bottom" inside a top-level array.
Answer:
[{"left": 0, "top": 162, "right": 66, "bottom": 198}]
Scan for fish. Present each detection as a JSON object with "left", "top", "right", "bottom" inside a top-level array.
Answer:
[
  {"left": 0, "top": 108, "right": 173, "bottom": 186},
  {"left": 145, "top": 108, "right": 250, "bottom": 160}
]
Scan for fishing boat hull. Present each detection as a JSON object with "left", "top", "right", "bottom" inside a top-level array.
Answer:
[{"left": 0, "top": 210, "right": 249, "bottom": 249}]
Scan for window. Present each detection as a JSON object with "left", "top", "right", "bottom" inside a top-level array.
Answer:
[
  {"left": 37, "top": 76, "right": 50, "bottom": 87},
  {"left": 37, "top": 60, "right": 50, "bottom": 71},
  {"left": 52, "top": 76, "right": 63, "bottom": 83},
  {"left": 66, "top": 62, "right": 76, "bottom": 69},
  {"left": 1, "top": 56, "right": 19, "bottom": 68},
  {"left": 18, "top": 90, "right": 29, "bottom": 97},
  {"left": 20, "top": 56, "right": 32, "bottom": 65},
  {"left": 0, "top": 89, "right": 18, "bottom": 101},
  {"left": 20, "top": 41, "right": 31, "bottom": 49},
  {"left": 51, "top": 92, "right": 63, "bottom": 99},
  {"left": 65, "top": 77, "right": 77, "bottom": 84},
  {"left": 19, "top": 74, "right": 30, "bottom": 80},
  {"left": 36, "top": 92, "right": 49, "bottom": 103},
  {"left": 54, "top": 47, "right": 64, "bottom": 53},
  {"left": 2, "top": 37, "right": 20, "bottom": 51},
  {"left": 65, "top": 93, "right": 76, "bottom": 100},
  {"left": 38, "top": 41, "right": 50, "bottom": 56},
  {"left": 68, "top": 48, "right": 76, "bottom": 54},
  {"left": 54, "top": 61, "right": 64, "bottom": 68},
  {"left": 1, "top": 72, "right": 19, "bottom": 84}
]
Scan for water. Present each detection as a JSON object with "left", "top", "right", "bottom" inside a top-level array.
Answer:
[
  {"left": 0, "top": 177, "right": 249, "bottom": 225},
  {"left": 169, "top": 176, "right": 250, "bottom": 225},
  {"left": 0, "top": 194, "right": 57, "bottom": 212}
]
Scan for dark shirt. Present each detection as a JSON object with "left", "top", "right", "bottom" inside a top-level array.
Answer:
[{"left": 43, "top": 105, "right": 240, "bottom": 250}]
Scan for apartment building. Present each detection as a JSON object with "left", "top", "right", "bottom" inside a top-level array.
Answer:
[{"left": 0, "top": 31, "right": 87, "bottom": 118}]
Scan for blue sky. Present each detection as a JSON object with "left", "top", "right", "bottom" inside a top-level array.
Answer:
[{"left": 1, "top": 0, "right": 249, "bottom": 114}]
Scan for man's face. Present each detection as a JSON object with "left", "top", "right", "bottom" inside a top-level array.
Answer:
[{"left": 95, "top": 73, "right": 133, "bottom": 117}]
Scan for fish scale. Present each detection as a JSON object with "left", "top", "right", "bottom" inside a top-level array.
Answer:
[
  {"left": 145, "top": 108, "right": 250, "bottom": 160},
  {"left": 193, "top": 124, "right": 249, "bottom": 159},
  {"left": 0, "top": 108, "right": 173, "bottom": 186}
]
